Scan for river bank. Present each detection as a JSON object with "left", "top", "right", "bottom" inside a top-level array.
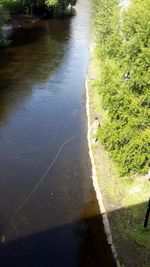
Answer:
[{"left": 86, "top": 50, "right": 150, "bottom": 267}]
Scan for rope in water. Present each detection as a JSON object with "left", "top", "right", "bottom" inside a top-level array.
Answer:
[{"left": 12, "top": 132, "right": 84, "bottom": 233}]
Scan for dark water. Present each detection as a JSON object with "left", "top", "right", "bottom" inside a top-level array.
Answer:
[{"left": 0, "top": 0, "right": 116, "bottom": 266}]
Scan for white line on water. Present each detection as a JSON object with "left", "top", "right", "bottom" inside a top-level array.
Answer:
[{"left": 12, "top": 132, "right": 84, "bottom": 234}]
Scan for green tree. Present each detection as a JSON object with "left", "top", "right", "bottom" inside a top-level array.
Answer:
[
  {"left": 46, "top": 0, "right": 77, "bottom": 15},
  {"left": 92, "top": 0, "right": 150, "bottom": 175}
]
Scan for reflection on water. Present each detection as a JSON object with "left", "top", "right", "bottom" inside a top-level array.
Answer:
[
  {"left": 0, "top": 20, "right": 70, "bottom": 122},
  {"left": 0, "top": 0, "right": 116, "bottom": 266}
]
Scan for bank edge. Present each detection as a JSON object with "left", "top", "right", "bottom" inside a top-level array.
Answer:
[{"left": 85, "top": 73, "right": 121, "bottom": 267}]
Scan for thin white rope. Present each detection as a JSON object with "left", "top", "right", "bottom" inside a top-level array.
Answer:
[{"left": 12, "top": 132, "right": 84, "bottom": 234}]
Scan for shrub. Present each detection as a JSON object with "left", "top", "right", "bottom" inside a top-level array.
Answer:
[{"left": 93, "top": 0, "right": 150, "bottom": 175}]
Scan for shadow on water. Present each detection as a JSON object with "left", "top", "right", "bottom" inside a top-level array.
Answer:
[
  {"left": 1, "top": 200, "right": 150, "bottom": 266},
  {"left": 2, "top": 200, "right": 149, "bottom": 267},
  {"left": 7, "top": 25, "right": 46, "bottom": 48},
  {"left": 5, "top": 19, "right": 71, "bottom": 48},
  {"left": 0, "top": 215, "right": 116, "bottom": 267}
]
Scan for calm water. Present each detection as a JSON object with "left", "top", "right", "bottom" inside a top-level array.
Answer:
[{"left": 0, "top": 0, "right": 116, "bottom": 266}]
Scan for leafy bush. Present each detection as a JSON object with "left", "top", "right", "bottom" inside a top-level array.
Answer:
[
  {"left": 0, "top": 0, "right": 24, "bottom": 14},
  {"left": 93, "top": 0, "right": 150, "bottom": 175},
  {"left": 0, "top": 0, "right": 77, "bottom": 17},
  {"left": 46, "top": 0, "right": 77, "bottom": 17}
]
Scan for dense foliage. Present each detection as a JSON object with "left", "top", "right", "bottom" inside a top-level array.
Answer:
[
  {"left": 0, "top": 0, "right": 76, "bottom": 15},
  {"left": 46, "top": 0, "right": 76, "bottom": 16},
  {"left": 0, "top": 0, "right": 24, "bottom": 14},
  {"left": 92, "top": 0, "right": 150, "bottom": 175}
]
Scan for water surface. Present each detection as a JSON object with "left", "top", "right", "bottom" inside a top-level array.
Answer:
[{"left": 0, "top": 1, "right": 116, "bottom": 266}]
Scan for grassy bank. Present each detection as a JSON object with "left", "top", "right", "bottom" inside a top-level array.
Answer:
[
  {"left": 87, "top": 52, "right": 150, "bottom": 267},
  {"left": 88, "top": 1, "right": 150, "bottom": 264}
]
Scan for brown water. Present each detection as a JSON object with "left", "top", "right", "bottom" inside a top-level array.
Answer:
[{"left": 0, "top": 1, "right": 116, "bottom": 266}]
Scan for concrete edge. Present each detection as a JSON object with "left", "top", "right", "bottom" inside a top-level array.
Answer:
[{"left": 85, "top": 75, "right": 121, "bottom": 267}]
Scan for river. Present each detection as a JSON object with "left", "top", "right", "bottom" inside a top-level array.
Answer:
[{"left": 0, "top": 0, "right": 116, "bottom": 266}]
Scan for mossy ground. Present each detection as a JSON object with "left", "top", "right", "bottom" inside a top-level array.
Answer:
[{"left": 87, "top": 52, "right": 150, "bottom": 267}]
